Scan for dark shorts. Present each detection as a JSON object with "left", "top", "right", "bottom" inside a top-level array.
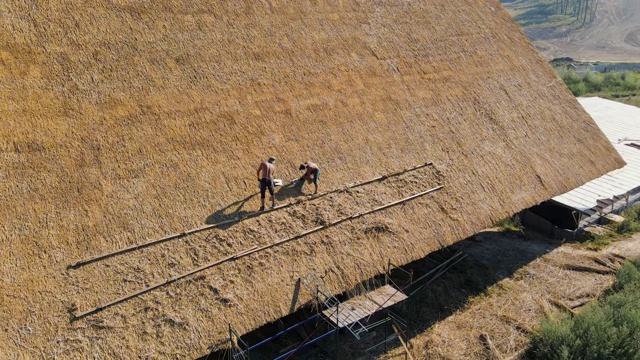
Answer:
[
  {"left": 311, "top": 168, "right": 320, "bottom": 185},
  {"left": 260, "top": 178, "right": 274, "bottom": 198}
]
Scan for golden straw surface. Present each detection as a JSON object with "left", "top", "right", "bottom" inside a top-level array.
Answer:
[{"left": 0, "top": 0, "right": 623, "bottom": 357}]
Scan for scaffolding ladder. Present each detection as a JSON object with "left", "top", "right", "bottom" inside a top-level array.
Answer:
[{"left": 300, "top": 272, "right": 369, "bottom": 339}]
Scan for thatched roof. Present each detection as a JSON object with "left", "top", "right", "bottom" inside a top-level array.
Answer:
[{"left": 0, "top": 0, "right": 623, "bottom": 357}]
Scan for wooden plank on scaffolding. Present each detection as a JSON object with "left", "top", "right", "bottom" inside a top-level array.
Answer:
[{"left": 322, "top": 285, "right": 407, "bottom": 328}]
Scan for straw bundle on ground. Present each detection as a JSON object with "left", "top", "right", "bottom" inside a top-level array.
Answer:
[{"left": 0, "top": 0, "right": 623, "bottom": 357}]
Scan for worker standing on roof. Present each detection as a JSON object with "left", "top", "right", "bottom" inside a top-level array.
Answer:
[
  {"left": 257, "top": 157, "right": 277, "bottom": 211},
  {"left": 298, "top": 161, "right": 320, "bottom": 194}
]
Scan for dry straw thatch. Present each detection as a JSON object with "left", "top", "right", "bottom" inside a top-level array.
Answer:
[{"left": 0, "top": 0, "right": 623, "bottom": 357}]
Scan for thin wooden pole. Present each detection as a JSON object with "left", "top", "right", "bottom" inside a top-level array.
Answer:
[
  {"left": 335, "top": 302, "right": 340, "bottom": 360},
  {"left": 392, "top": 322, "right": 414, "bottom": 360},
  {"left": 73, "top": 249, "right": 248, "bottom": 321},
  {"left": 228, "top": 323, "right": 233, "bottom": 360},
  {"left": 72, "top": 185, "right": 443, "bottom": 320},
  {"left": 68, "top": 162, "right": 434, "bottom": 269},
  {"left": 67, "top": 206, "right": 289, "bottom": 270},
  {"left": 241, "top": 185, "right": 444, "bottom": 255}
]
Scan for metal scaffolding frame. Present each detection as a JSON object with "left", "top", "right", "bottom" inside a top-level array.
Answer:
[
  {"left": 226, "top": 250, "right": 465, "bottom": 359},
  {"left": 228, "top": 272, "right": 409, "bottom": 360}
]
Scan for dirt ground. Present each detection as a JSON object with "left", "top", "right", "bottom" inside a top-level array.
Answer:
[
  {"left": 524, "top": 0, "right": 640, "bottom": 61},
  {"left": 376, "top": 229, "right": 640, "bottom": 360}
]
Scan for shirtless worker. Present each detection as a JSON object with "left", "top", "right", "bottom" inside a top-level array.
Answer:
[
  {"left": 257, "top": 157, "right": 277, "bottom": 211},
  {"left": 298, "top": 161, "right": 320, "bottom": 194}
]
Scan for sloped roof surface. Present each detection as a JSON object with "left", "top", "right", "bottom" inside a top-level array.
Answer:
[
  {"left": 0, "top": 1, "right": 623, "bottom": 357},
  {"left": 553, "top": 97, "right": 640, "bottom": 213},
  {"left": 578, "top": 97, "right": 640, "bottom": 142}
]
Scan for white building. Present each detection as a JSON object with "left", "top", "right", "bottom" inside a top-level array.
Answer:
[{"left": 524, "top": 97, "right": 640, "bottom": 235}]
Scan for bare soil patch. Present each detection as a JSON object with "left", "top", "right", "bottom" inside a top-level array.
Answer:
[{"left": 510, "top": 0, "right": 640, "bottom": 61}]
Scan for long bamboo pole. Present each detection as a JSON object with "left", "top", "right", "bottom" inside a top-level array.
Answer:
[
  {"left": 68, "top": 162, "right": 433, "bottom": 269},
  {"left": 72, "top": 184, "right": 443, "bottom": 321},
  {"left": 73, "top": 246, "right": 257, "bottom": 321}
]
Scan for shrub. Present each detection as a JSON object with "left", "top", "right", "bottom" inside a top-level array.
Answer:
[
  {"left": 620, "top": 71, "right": 640, "bottom": 92},
  {"left": 611, "top": 258, "right": 640, "bottom": 291},
  {"left": 602, "top": 71, "right": 624, "bottom": 91},
  {"left": 557, "top": 68, "right": 581, "bottom": 85},
  {"left": 622, "top": 202, "right": 640, "bottom": 222},
  {"left": 616, "top": 220, "right": 640, "bottom": 234},
  {"left": 583, "top": 71, "right": 603, "bottom": 92},
  {"left": 528, "top": 315, "right": 575, "bottom": 359},
  {"left": 616, "top": 203, "right": 640, "bottom": 234},
  {"left": 568, "top": 82, "right": 586, "bottom": 96}
]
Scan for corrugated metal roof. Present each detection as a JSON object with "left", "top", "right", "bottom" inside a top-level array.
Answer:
[{"left": 552, "top": 97, "right": 640, "bottom": 213}]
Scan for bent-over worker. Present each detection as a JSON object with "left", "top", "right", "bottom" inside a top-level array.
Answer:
[
  {"left": 257, "top": 157, "right": 276, "bottom": 211},
  {"left": 298, "top": 161, "right": 320, "bottom": 194}
]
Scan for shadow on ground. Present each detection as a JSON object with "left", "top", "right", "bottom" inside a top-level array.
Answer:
[
  {"left": 200, "top": 229, "right": 562, "bottom": 359},
  {"left": 332, "top": 229, "right": 563, "bottom": 359}
]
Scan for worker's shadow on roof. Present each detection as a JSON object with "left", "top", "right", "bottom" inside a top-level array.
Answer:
[
  {"left": 276, "top": 180, "right": 307, "bottom": 201},
  {"left": 205, "top": 181, "right": 307, "bottom": 228},
  {"left": 205, "top": 193, "right": 257, "bottom": 227}
]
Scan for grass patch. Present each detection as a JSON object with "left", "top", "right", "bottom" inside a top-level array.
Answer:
[
  {"left": 527, "top": 257, "right": 640, "bottom": 359},
  {"left": 494, "top": 215, "right": 524, "bottom": 233},
  {"left": 581, "top": 232, "right": 616, "bottom": 251},
  {"left": 579, "top": 203, "right": 640, "bottom": 250}
]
